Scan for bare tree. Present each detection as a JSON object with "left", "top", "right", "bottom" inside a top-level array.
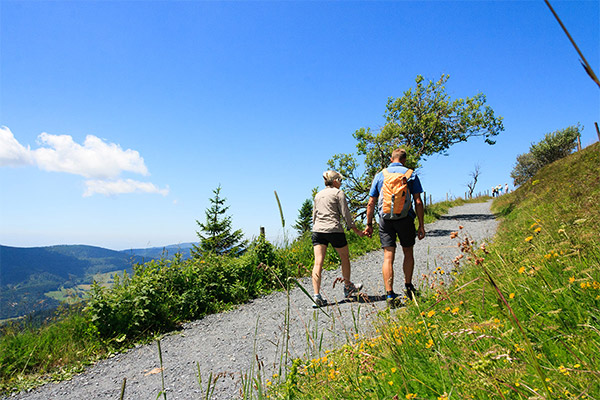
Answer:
[{"left": 466, "top": 164, "right": 481, "bottom": 198}]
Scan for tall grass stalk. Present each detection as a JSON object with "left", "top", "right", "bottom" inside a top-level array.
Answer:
[{"left": 156, "top": 339, "right": 167, "bottom": 400}]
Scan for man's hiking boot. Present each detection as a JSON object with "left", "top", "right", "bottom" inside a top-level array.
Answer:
[
  {"left": 386, "top": 293, "right": 402, "bottom": 309},
  {"left": 405, "top": 283, "right": 419, "bottom": 301},
  {"left": 344, "top": 282, "right": 363, "bottom": 299},
  {"left": 312, "top": 295, "right": 328, "bottom": 308}
]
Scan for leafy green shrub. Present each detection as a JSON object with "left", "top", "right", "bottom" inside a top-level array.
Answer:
[{"left": 510, "top": 125, "right": 581, "bottom": 186}]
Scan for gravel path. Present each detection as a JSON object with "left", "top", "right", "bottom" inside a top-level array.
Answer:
[{"left": 6, "top": 200, "right": 498, "bottom": 400}]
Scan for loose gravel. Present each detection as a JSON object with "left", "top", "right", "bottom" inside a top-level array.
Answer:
[{"left": 6, "top": 200, "right": 498, "bottom": 400}]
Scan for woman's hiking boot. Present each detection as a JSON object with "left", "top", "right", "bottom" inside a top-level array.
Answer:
[
  {"left": 344, "top": 282, "right": 363, "bottom": 299},
  {"left": 312, "top": 294, "right": 328, "bottom": 308}
]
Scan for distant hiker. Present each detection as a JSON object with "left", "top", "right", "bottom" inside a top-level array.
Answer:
[
  {"left": 492, "top": 186, "right": 497, "bottom": 197},
  {"left": 504, "top": 183, "right": 509, "bottom": 194},
  {"left": 364, "top": 148, "right": 425, "bottom": 307},
  {"left": 311, "top": 170, "right": 364, "bottom": 307}
]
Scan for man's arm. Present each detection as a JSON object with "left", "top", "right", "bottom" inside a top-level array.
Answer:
[
  {"left": 413, "top": 193, "right": 425, "bottom": 240},
  {"left": 364, "top": 196, "right": 377, "bottom": 238}
]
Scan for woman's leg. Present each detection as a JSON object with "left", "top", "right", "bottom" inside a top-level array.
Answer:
[
  {"left": 312, "top": 244, "right": 328, "bottom": 295},
  {"left": 334, "top": 245, "right": 352, "bottom": 285}
]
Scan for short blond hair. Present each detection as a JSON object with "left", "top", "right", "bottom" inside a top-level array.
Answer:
[{"left": 323, "top": 170, "right": 343, "bottom": 186}]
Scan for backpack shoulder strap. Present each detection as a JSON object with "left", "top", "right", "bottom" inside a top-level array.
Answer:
[
  {"left": 382, "top": 168, "right": 389, "bottom": 177},
  {"left": 405, "top": 169, "right": 413, "bottom": 179}
]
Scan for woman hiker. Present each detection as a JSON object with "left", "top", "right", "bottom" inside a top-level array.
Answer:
[{"left": 311, "top": 170, "right": 364, "bottom": 307}]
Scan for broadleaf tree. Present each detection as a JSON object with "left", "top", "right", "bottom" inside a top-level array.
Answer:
[
  {"left": 328, "top": 74, "right": 504, "bottom": 219},
  {"left": 510, "top": 125, "right": 581, "bottom": 186},
  {"left": 193, "top": 185, "right": 247, "bottom": 257}
]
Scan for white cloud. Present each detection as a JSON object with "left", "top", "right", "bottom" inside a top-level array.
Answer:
[
  {"left": 84, "top": 179, "right": 170, "bottom": 197},
  {"left": 1, "top": 127, "right": 168, "bottom": 197},
  {"left": 33, "top": 132, "right": 148, "bottom": 179},
  {"left": 0, "top": 126, "right": 34, "bottom": 167}
]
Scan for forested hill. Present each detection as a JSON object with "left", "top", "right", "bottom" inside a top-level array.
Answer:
[
  {"left": 0, "top": 243, "right": 193, "bottom": 320},
  {"left": 0, "top": 245, "right": 140, "bottom": 286}
]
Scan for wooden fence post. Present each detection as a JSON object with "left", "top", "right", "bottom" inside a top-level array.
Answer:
[
  {"left": 260, "top": 227, "right": 265, "bottom": 237},
  {"left": 595, "top": 122, "right": 600, "bottom": 142}
]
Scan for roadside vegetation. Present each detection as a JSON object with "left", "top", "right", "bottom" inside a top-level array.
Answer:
[{"left": 268, "top": 142, "right": 599, "bottom": 399}]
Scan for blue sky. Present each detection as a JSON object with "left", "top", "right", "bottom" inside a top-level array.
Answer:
[{"left": 1, "top": 0, "right": 598, "bottom": 250}]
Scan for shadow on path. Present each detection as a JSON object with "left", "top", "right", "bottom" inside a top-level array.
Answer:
[
  {"left": 427, "top": 229, "right": 455, "bottom": 237},
  {"left": 439, "top": 213, "right": 497, "bottom": 222}
]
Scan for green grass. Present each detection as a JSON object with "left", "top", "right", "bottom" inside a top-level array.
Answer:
[{"left": 268, "top": 143, "right": 600, "bottom": 399}]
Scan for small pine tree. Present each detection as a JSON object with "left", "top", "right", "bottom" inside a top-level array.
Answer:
[
  {"left": 293, "top": 199, "right": 313, "bottom": 235},
  {"left": 192, "top": 185, "right": 247, "bottom": 257}
]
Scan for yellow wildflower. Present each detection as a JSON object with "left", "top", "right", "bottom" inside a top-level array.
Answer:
[
  {"left": 525, "top": 236, "right": 533, "bottom": 242},
  {"left": 534, "top": 227, "right": 541, "bottom": 233},
  {"left": 558, "top": 365, "right": 570, "bottom": 376},
  {"left": 388, "top": 381, "right": 394, "bottom": 386},
  {"left": 406, "top": 394, "right": 417, "bottom": 400},
  {"left": 427, "top": 310, "right": 436, "bottom": 318},
  {"left": 451, "top": 307, "right": 459, "bottom": 314},
  {"left": 509, "top": 293, "right": 515, "bottom": 299},
  {"left": 426, "top": 339, "right": 434, "bottom": 349},
  {"left": 391, "top": 367, "right": 397, "bottom": 373},
  {"left": 518, "top": 266, "right": 526, "bottom": 274},
  {"left": 569, "top": 276, "right": 575, "bottom": 284}
]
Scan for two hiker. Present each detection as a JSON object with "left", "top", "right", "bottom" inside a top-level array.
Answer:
[{"left": 311, "top": 148, "right": 426, "bottom": 308}]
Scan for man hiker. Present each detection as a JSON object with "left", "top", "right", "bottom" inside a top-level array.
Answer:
[{"left": 364, "top": 148, "right": 426, "bottom": 307}]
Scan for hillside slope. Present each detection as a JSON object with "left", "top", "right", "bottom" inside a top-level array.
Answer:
[{"left": 0, "top": 245, "right": 142, "bottom": 320}]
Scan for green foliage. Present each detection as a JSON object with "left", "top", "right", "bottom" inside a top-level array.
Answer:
[
  {"left": 329, "top": 74, "right": 504, "bottom": 218},
  {"left": 0, "top": 306, "right": 101, "bottom": 394},
  {"left": 274, "top": 142, "right": 600, "bottom": 400},
  {"left": 292, "top": 199, "right": 313, "bottom": 235},
  {"left": 510, "top": 152, "right": 540, "bottom": 186},
  {"left": 193, "top": 185, "right": 247, "bottom": 257},
  {"left": 510, "top": 125, "right": 581, "bottom": 186},
  {"left": 530, "top": 125, "right": 581, "bottom": 166}
]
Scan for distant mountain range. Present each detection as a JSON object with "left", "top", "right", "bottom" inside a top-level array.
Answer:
[{"left": 0, "top": 243, "right": 195, "bottom": 320}]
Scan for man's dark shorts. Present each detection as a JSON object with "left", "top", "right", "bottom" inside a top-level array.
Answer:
[
  {"left": 379, "top": 217, "right": 416, "bottom": 248},
  {"left": 311, "top": 232, "right": 348, "bottom": 248}
]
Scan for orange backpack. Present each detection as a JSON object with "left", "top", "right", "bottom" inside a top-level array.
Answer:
[{"left": 381, "top": 168, "right": 413, "bottom": 219}]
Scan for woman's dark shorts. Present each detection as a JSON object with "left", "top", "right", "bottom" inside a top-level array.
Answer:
[
  {"left": 379, "top": 217, "right": 416, "bottom": 248},
  {"left": 311, "top": 232, "right": 348, "bottom": 248}
]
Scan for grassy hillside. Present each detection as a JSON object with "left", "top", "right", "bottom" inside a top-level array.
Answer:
[{"left": 269, "top": 142, "right": 599, "bottom": 399}]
